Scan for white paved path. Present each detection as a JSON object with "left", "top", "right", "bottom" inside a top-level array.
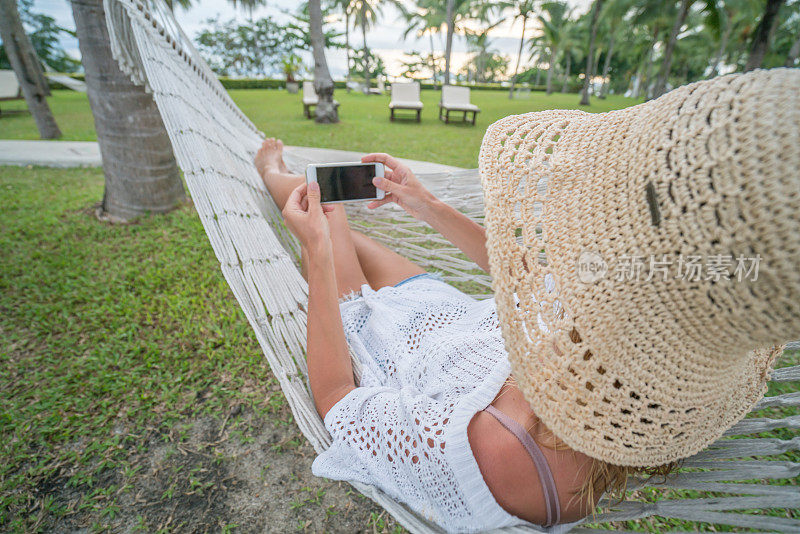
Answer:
[
  {"left": 0, "top": 140, "right": 102, "bottom": 168},
  {"left": 0, "top": 140, "right": 463, "bottom": 173}
]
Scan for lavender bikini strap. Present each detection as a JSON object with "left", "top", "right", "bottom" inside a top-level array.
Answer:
[{"left": 483, "top": 404, "right": 561, "bottom": 527}]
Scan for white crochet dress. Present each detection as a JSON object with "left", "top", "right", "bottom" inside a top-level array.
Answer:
[{"left": 311, "top": 275, "right": 584, "bottom": 534}]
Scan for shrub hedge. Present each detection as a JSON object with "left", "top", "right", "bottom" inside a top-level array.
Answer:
[{"left": 48, "top": 73, "right": 584, "bottom": 94}]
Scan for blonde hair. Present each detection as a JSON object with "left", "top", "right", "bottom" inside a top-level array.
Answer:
[{"left": 501, "top": 373, "right": 683, "bottom": 520}]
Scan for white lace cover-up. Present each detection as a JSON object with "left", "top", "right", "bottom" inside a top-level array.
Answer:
[{"left": 311, "top": 275, "right": 583, "bottom": 534}]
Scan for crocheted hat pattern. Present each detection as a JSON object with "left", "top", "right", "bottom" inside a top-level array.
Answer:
[{"left": 479, "top": 69, "right": 799, "bottom": 467}]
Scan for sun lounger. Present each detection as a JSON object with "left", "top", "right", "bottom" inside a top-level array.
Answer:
[
  {"left": 438, "top": 85, "right": 480, "bottom": 125},
  {"left": 0, "top": 70, "right": 25, "bottom": 115},
  {"left": 368, "top": 78, "right": 385, "bottom": 95},
  {"left": 389, "top": 81, "right": 423, "bottom": 122},
  {"left": 302, "top": 81, "right": 340, "bottom": 119}
]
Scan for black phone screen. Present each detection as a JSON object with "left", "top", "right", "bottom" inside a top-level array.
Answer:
[{"left": 315, "top": 164, "right": 378, "bottom": 202}]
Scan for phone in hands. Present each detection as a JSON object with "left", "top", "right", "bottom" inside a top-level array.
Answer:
[{"left": 305, "top": 162, "right": 386, "bottom": 204}]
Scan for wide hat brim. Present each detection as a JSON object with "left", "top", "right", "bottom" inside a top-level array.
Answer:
[{"left": 479, "top": 69, "right": 799, "bottom": 467}]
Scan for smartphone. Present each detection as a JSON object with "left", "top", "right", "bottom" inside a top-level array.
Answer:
[{"left": 305, "top": 162, "right": 386, "bottom": 204}]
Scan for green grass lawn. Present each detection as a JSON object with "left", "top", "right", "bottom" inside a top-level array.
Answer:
[
  {"left": 0, "top": 88, "right": 639, "bottom": 168},
  {"left": 0, "top": 166, "right": 404, "bottom": 533},
  {"left": 2, "top": 164, "right": 798, "bottom": 532}
]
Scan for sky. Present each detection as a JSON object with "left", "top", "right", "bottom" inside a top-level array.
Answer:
[{"left": 32, "top": 0, "right": 593, "bottom": 79}]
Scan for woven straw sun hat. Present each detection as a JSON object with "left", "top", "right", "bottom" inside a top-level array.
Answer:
[{"left": 479, "top": 68, "right": 800, "bottom": 467}]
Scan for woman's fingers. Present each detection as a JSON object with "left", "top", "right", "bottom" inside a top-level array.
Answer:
[
  {"left": 284, "top": 182, "right": 308, "bottom": 213},
  {"left": 367, "top": 194, "right": 394, "bottom": 210},
  {"left": 372, "top": 176, "right": 402, "bottom": 195},
  {"left": 362, "top": 153, "right": 409, "bottom": 175},
  {"left": 306, "top": 181, "right": 322, "bottom": 212}
]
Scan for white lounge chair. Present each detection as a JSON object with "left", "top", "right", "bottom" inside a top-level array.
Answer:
[
  {"left": 368, "top": 78, "right": 385, "bottom": 95},
  {"left": 0, "top": 70, "right": 24, "bottom": 115},
  {"left": 345, "top": 80, "right": 363, "bottom": 92},
  {"left": 389, "top": 81, "right": 423, "bottom": 122},
  {"left": 302, "top": 81, "right": 339, "bottom": 119},
  {"left": 438, "top": 85, "right": 480, "bottom": 125}
]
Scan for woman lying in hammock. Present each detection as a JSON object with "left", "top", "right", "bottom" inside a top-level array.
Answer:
[
  {"left": 255, "top": 138, "right": 599, "bottom": 532},
  {"left": 254, "top": 69, "right": 792, "bottom": 534}
]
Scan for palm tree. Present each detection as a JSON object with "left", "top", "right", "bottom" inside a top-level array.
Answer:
[
  {"left": 0, "top": 0, "right": 51, "bottom": 96},
  {"left": 442, "top": 0, "right": 492, "bottom": 85},
  {"left": 703, "top": 0, "right": 734, "bottom": 77},
  {"left": 560, "top": 34, "right": 578, "bottom": 93},
  {"left": 596, "top": 0, "right": 631, "bottom": 99},
  {"left": 71, "top": 0, "right": 268, "bottom": 221},
  {"left": 401, "top": 1, "right": 446, "bottom": 85},
  {"left": 332, "top": 0, "right": 355, "bottom": 91},
  {"left": 652, "top": 0, "right": 695, "bottom": 99},
  {"left": 537, "top": 1, "right": 573, "bottom": 95},
  {"left": 745, "top": 0, "right": 786, "bottom": 71},
  {"left": 71, "top": 0, "right": 184, "bottom": 221},
  {"left": 309, "top": 0, "right": 338, "bottom": 122},
  {"left": 527, "top": 36, "right": 548, "bottom": 86},
  {"left": 444, "top": 0, "right": 456, "bottom": 84},
  {"left": 505, "top": 0, "right": 538, "bottom": 99},
  {"left": 0, "top": 0, "right": 61, "bottom": 139},
  {"left": 463, "top": 20, "right": 502, "bottom": 82},
  {"left": 630, "top": 0, "right": 671, "bottom": 99},
  {"left": 351, "top": 0, "right": 399, "bottom": 92},
  {"left": 579, "top": 0, "right": 605, "bottom": 105}
]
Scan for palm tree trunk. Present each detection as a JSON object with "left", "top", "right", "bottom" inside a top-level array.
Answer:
[
  {"left": 745, "top": 0, "right": 785, "bottom": 71},
  {"left": 632, "top": 63, "right": 643, "bottom": 98},
  {"left": 561, "top": 52, "right": 571, "bottom": 93},
  {"left": 71, "top": 0, "right": 184, "bottom": 221},
  {"left": 653, "top": 0, "right": 692, "bottom": 99},
  {"left": 345, "top": 12, "right": 351, "bottom": 92},
  {"left": 2, "top": 0, "right": 50, "bottom": 97},
  {"left": 599, "top": 32, "right": 615, "bottom": 99},
  {"left": 428, "top": 31, "right": 438, "bottom": 86},
  {"left": 579, "top": 0, "right": 604, "bottom": 105},
  {"left": 361, "top": 18, "right": 370, "bottom": 92},
  {"left": 309, "top": 0, "right": 338, "bottom": 123},
  {"left": 444, "top": 0, "right": 455, "bottom": 85},
  {"left": 0, "top": 0, "right": 60, "bottom": 138},
  {"left": 534, "top": 62, "right": 542, "bottom": 86},
  {"left": 784, "top": 32, "right": 800, "bottom": 67},
  {"left": 546, "top": 48, "right": 557, "bottom": 95},
  {"left": 710, "top": 11, "right": 732, "bottom": 77},
  {"left": 642, "top": 25, "right": 659, "bottom": 100},
  {"left": 7, "top": 3, "right": 50, "bottom": 97},
  {"left": 509, "top": 14, "right": 528, "bottom": 99}
]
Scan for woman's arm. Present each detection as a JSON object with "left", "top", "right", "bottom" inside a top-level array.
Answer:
[
  {"left": 420, "top": 199, "right": 490, "bottom": 273},
  {"left": 281, "top": 182, "right": 355, "bottom": 420},
  {"left": 362, "top": 153, "right": 490, "bottom": 273},
  {"left": 306, "top": 245, "right": 356, "bottom": 418}
]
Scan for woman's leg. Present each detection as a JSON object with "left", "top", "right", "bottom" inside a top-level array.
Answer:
[
  {"left": 256, "top": 139, "right": 368, "bottom": 297},
  {"left": 349, "top": 230, "right": 427, "bottom": 290}
]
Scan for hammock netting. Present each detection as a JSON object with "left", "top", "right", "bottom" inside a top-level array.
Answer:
[{"left": 102, "top": 0, "right": 800, "bottom": 531}]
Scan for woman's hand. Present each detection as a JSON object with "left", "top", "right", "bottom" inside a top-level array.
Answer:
[
  {"left": 282, "top": 181, "right": 335, "bottom": 255},
  {"left": 362, "top": 153, "right": 439, "bottom": 221}
]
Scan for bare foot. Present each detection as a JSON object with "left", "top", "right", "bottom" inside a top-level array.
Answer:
[{"left": 254, "top": 138, "right": 289, "bottom": 180}]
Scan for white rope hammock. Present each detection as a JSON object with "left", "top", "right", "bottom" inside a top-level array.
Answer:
[{"left": 101, "top": 0, "right": 800, "bottom": 531}]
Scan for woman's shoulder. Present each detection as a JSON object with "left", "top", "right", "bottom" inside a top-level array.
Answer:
[{"left": 467, "top": 385, "right": 598, "bottom": 526}]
